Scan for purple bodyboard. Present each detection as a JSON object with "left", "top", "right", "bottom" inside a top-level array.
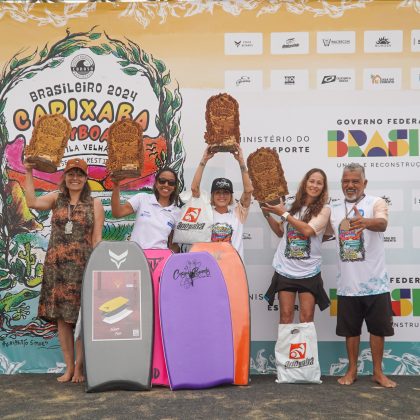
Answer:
[{"left": 160, "top": 252, "right": 234, "bottom": 390}]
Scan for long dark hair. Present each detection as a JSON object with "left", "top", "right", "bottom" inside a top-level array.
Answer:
[
  {"left": 289, "top": 168, "right": 328, "bottom": 222},
  {"left": 153, "top": 167, "right": 180, "bottom": 206},
  {"left": 58, "top": 169, "right": 91, "bottom": 203}
]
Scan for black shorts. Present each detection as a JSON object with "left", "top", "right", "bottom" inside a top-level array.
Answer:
[{"left": 336, "top": 293, "right": 394, "bottom": 337}]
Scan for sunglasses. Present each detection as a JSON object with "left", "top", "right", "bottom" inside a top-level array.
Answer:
[{"left": 157, "top": 178, "right": 176, "bottom": 187}]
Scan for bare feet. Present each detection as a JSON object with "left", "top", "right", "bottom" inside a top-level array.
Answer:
[
  {"left": 72, "top": 364, "right": 85, "bottom": 383},
  {"left": 71, "top": 372, "right": 85, "bottom": 383},
  {"left": 338, "top": 371, "right": 357, "bottom": 385},
  {"left": 372, "top": 373, "right": 397, "bottom": 388},
  {"left": 57, "top": 370, "right": 74, "bottom": 383}
]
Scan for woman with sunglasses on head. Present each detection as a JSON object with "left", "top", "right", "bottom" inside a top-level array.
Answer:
[
  {"left": 191, "top": 144, "right": 253, "bottom": 259},
  {"left": 24, "top": 158, "right": 105, "bottom": 383},
  {"left": 262, "top": 168, "right": 331, "bottom": 324},
  {"left": 111, "top": 167, "right": 181, "bottom": 252}
]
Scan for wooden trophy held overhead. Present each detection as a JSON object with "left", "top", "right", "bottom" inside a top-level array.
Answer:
[
  {"left": 106, "top": 119, "right": 144, "bottom": 180},
  {"left": 24, "top": 114, "right": 72, "bottom": 173},
  {"left": 247, "top": 147, "right": 289, "bottom": 205},
  {"left": 204, "top": 93, "right": 240, "bottom": 153}
]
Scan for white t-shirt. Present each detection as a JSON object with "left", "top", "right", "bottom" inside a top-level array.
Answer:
[
  {"left": 329, "top": 195, "right": 389, "bottom": 297},
  {"left": 128, "top": 193, "right": 181, "bottom": 249},
  {"left": 212, "top": 201, "right": 249, "bottom": 260},
  {"left": 272, "top": 205, "right": 330, "bottom": 279}
]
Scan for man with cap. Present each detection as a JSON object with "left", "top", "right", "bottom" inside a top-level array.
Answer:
[{"left": 190, "top": 144, "right": 253, "bottom": 259}]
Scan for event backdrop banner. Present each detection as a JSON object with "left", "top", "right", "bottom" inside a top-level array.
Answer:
[{"left": 0, "top": 0, "right": 419, "bottom": 376}]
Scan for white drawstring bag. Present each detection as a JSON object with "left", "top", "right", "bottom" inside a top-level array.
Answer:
[
  {"left": 275, "top": 322, "right": 322, "bottom": 384},
  {"left": 173, "top": 191, "right": 213, "bottom": 244}
]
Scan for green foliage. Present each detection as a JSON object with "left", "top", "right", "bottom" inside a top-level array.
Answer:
[
  {"left": 89, "top": 46, "right": 108, "bottom": 56},
  {"left": 10, "top": 259, "right": 25, "bottom": 279},
  {"left": 122, "top": 67, "right": 139, "bottom": 76},
  {"left": 89, "top": 33, "right": 102, "bottom": 40},
  {"left": 17, "top": 243, "right": 36, "bottom": 277},
  {"left": 102, "top": 224, "right": 134, "bottom": 241}
]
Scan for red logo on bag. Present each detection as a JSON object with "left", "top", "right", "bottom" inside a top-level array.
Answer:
[
  {"left": 289, "top": 343, "right": 306, "bottom": 359},
  {"left": 182, "top": 207, "right": 201, "bottom": 222}
]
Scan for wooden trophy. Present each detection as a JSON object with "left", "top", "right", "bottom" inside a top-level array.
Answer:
[
  {"left": 204, "top": 93, "right": 240, "bottom": 152},
  {"left": 106, "top": 119, "right": 144, "bottom": 180},
  {"left": 247, "top": 147, "right": 289, "bottom": 205},
  {"left": 24, "top": 114, "right": 71, "bottom": 173}
]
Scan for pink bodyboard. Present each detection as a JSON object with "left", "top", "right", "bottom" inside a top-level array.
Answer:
[{"left": 144, "top": 249, "right": 173, "bottom": 386}]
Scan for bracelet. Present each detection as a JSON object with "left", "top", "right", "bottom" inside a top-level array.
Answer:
[
  {"left": 239, "top": 164, "right": 247, "bottom": 172},
  {"left": 199, "top": 161, "right": 206, "bottom": 167}
]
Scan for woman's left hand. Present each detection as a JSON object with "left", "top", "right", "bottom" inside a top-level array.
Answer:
[{"left": 261, "top": 202, "right": 287, "bottom": 216}]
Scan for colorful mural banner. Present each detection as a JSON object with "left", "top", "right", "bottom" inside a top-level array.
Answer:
[{"left": 0, "top": 0, "right": 419, "bottom": 376}]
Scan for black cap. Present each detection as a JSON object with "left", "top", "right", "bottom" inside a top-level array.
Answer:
[{"left": 211, "top": 178, "right": 233, "bottom": 194}]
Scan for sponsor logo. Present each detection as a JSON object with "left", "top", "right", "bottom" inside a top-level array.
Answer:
[
  {"left": 109, "top": 249, "right": 128, "bottom": 269},
  {"left": 146, "top": 256, "right": 164, "bottom": 275},
  {"left": 285, "top": 357, "right": 314, "bottom": 369},
  {"left": 364, "top": 68, "right": 401, "bottom": 89},
  {"left": 322, "top": 75, "right": 336, "bottom": 84},
  {"left": 317, "top": 31, "right": 355, "bottom": 53},
  {"left": 412, "top": 191, "right": 420, "bottom": 211},
  {"left": 384, "top": 236, "right": 397, "bottom": 243},
  {"left": 376, "top": 36, "right": 391, "bottom": 47},
  {"left": 289, "top": 343, "right": 306, "bottom": 359},
  {"left": 225, "top": 70, "right": 263, "bottom": 91},
  {"left": 322, "top": 39, "right": 350, "bottom": 47},
  {"left": 71, "top": 54, "right": 95, "bottom": 79},
  {"left": 412, "top": 30, "right": 420, "bottom": 52},
  {"left": 318, "top": 70, "right": 354, "bottom": 90},
  {"left": 270, "top": 69, "right": 309, "bottom": 91},
  {"left": 236, "top": 76, "right": 251, "bottom": 86},
  {"left": 283, "top": 37, "right": 300, "bottom": 49},
  {"left": 284, "top": 76, "right": 295, "bottom": 85},
  {"left": 176, "top": 221, "right": 206, "bottom": 231},
  {"left": 391, "top": 289, "right": 420, "bottom": 316},
  {"left": 371, "top": 74, "right": 394, "bottom": 85},
  {"left": 328, "top": 129, "right": 420, "bottom": 157},
  {"left": 182, "top": 207, "right": 201, "bottom": 223},
  {"left": 271, "top": 32, "right": 309, "bottom": 55},
  {"left": 225, "top": 33, "right": 263, "bottom": 55},
  {"left": 381, "top": 195, "right": 392, "bottom": 206},
  {"left": 364, "top": 30, "right": 403, "bottom": 53},
  {"left": 173, "top": 259, "right": 211, "bottom": 288}
]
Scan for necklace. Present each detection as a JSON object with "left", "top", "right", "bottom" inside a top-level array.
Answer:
[
  {"left": 340, "top": 194, "right": 365, "bottom": 231},
  {"left": 65, "top": 202, "right": 79, "bottom": 235}
]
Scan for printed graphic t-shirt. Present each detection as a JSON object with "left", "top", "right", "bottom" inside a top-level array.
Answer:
[
  {"left": 272, "top": 205, "right": 330, "bottom": 279},
  {"left": 212, "top": 201, "right": 249, "bottom": 260},
  {"left": 128, "top": 193, "right": 181, "bottom": 249},
  {"left": 328, "top": 195, "right": 389, "bottom": 297}
]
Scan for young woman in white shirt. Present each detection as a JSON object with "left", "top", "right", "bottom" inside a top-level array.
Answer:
[
  {"left": 191, "top": 145, "right": 253, "bottom": 260},
  {"left": 262, "top": 168, "right": 331, "bottom": 324},
  {"left": 111, "top": 167, "right": 181, "bottom": 251}
]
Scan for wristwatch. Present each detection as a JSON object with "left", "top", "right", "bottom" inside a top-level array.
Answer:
[{"left": 280, "top": 211, "right": 290, "bottom": 222}]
